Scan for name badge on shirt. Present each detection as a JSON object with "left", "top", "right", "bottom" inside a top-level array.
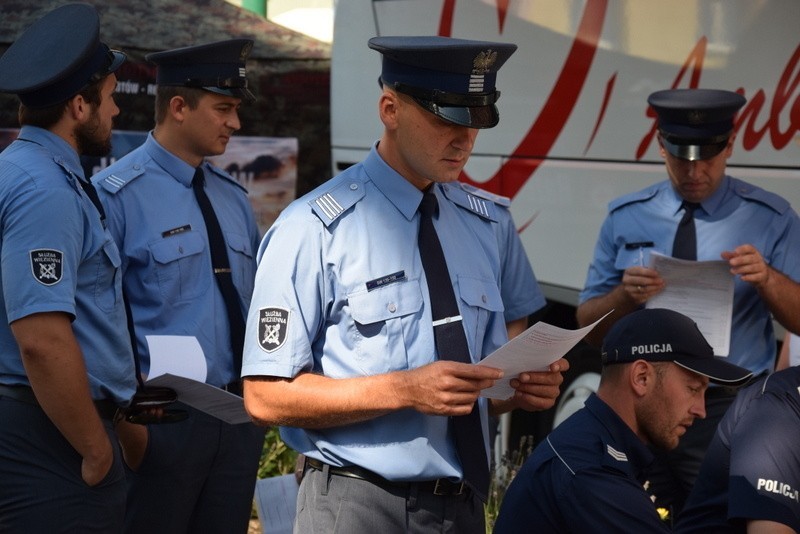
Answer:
[
  {"left": 162, "top": 224, "right": 192, "bottom": 238},
  {"left": 366, "top": 270, "right": 406, "bottom": 292}
]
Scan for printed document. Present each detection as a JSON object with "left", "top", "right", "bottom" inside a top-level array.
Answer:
[
  {"left": 646, "top": 252, "right": 734, "bottom": 356},
  {"left": 477, "top": 311, "right": 611, "bottom": 400}
]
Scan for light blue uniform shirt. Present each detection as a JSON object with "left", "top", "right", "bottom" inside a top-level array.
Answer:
[
  {"left": 93, "top": 133, "right": 260, "bottom": 387},
  {"left": 242, "top": 145, "right": 543, "bottom": 482},
  {"left": 0, "top": 126, "right": 136, "bottom": 404},
  {"left": 462, "top": 183, "right": 546, "bottom": 322},
  {"left": 580, "top": 176, "right": 800, "bottom": 375}
]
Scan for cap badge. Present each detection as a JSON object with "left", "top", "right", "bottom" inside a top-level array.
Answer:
[
  {"left": 240, "top": 41, "right": 253, "bottom": 61},
  {"left": 687, "top": 110, "right": 705, "bottom": 124},
  {"left": 473, "top": 49, "right": 498, "bottom": 74}
]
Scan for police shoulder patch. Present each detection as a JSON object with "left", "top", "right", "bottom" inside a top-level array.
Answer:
[
  {"left": 30, "top": 249, "right": 63, "bottom": 285},
  {"left": 258, "top": 307, "right": 290, "bottom": 353}
]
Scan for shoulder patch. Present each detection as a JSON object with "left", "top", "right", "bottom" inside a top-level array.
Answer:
[
  {"left": 730, "top": 178, "right": 790, "bottom": 214},
  {"left": 309, "top": 180, "right": 366, "bottom": 226},
  {"left": 96, "top": 165, "right": 146, "bottom": 194},
  {"left": 441, "top": 183, "right": 498, "bottom": 221},
  {"left": 606, "top": 444, "right": 628, "bottom": 462},
  {"left": 609, "top": 186, "right": 659, "bottom": 213},
  {"left": 30, "top": 249, "right": 63, "bottom": 286},
  {"left": 258, "top": 307, "right": 289, "bottom": 353},
  {"left": 456, "top": 182, "right": 511, "bottom": 207}
]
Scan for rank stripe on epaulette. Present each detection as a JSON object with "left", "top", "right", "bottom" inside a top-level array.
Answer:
[
  {"left": 467, "top": 194, "right": 489, "bottom": 217},
  {"left": 606, "top": 444, "right": 628, "bottom": 462},
  {"left": 103, "top": 174, "right": 126, "bottom": 190},
  {"left": 315, "top": 193, "right": 344, "bottom": 220}
]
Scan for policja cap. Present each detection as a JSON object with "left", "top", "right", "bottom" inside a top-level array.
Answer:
[
  {"left": 368, "top": 36, "right": 517, "bottom": 129},
  {"left": 0, "top": 3, "right": 126, "bottom": 109},
  {"left": 601, "top": 308, "right": 753, "bottom": 386},
  {"left": 648, "top": 88, "right": 746, "bottom": 161},
  {"left": 146, "top": 39, "right": 256, "bottom": 104}
]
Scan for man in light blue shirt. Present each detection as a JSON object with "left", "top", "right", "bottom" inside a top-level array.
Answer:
[
  {"left": 242, "top": 36, "right": 565, "bottom": 534},
  {"left": 0, "top": 4, "right": 135, "bottom": 531},
  {"left": 92, "top": 40, "right": 264, "bottom": 534},
  {"left": 577, "top": 88, "right": 800, "bottom": 516}
]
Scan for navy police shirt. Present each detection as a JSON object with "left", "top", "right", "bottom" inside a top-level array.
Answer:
[
  {"left": 677, "top": 368, "right": 800, "bottom": 532},
  {"left": 494, "top": 394, "right": 670, "bottom": 533}
]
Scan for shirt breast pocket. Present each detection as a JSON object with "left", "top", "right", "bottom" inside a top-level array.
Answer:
[
  {"left": 457, "top": 276, "right": 504, "bottom": 361},
  {"left": 614, "top": 245, "right": 664, "bottom": 271},
  {"left": 149, "top": 231, "right": 211, "bottom": 302},
  {"left": 94, "top": 239, "right": 122, "bottom": 313},
  {"left": 348, "top": 280, "right": 423, "bottom": 374},
  {"left": 225, "top": 232, "right": 255, "bottom": 300}
]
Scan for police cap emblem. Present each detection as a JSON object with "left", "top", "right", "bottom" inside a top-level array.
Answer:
[
  {"left": 258, "top": 307, "right": 289, "bottom": 353},
  {"left": 30, "top": 249, "right": 63, "bottom": 286}
]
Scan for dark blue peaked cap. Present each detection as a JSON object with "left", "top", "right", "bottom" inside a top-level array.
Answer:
[
  {"left": 601, "top": 308, "right": 752, "bottom": 386},
  {"left": 146, "top": 39, "right": 256, "bottom": 104},
  {"left": 368, "top": 36, "right": 517, "bottom": 129},
  {"left": 648, "top": 88, "right": 746, "bottom": 161},
  {"left": 0, "top": 3, "right": 125, "bottom": 109}
]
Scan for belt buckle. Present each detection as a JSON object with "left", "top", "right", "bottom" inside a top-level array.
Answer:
[{"left": 433, "top": 479, "right": 466, "bottom": 496}]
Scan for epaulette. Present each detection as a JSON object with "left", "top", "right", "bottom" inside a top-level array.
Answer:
[
  {"left": 441, "top": 182, "right": 499, "bottom": 222},
  {"left": 608, "top": 185, "right": 659, "bottom": 213},
  {"left": 95, "top": 160, "right": 147, "bottom": 194},
  {"left": 729, "top": 177, "right": 789, "bottom": 215},
  {"left": 309, "top": 179, "right": 366, "bottom": 227},
  {"left": 456, "top": 182, "right": 511, "bottom": 207},
  {"left": 206, "top": 164, "right": 248, "bottom": 195}
]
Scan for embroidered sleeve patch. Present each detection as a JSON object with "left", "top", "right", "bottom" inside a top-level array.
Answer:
[
  {"left": 258, "top": 307, "right": 289, "bottom": 353},
  {"left": 30, "top": 249, "right": 64, "bottom": 286}
]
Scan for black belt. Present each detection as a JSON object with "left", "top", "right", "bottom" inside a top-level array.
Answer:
[
  {"left": 304, "top": 457, "right": 469, "bottom": 497},
  {"left": 0, "top": 384, "right": 121, "bottom": 421}
]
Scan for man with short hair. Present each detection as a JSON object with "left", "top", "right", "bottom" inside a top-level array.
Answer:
[
  {"left": 241, "top": 36, "right": 566, "bottom": 533},
  {"left": 0, "top": 4, "right": 136, "bottom": 531},
  {"left": 92, "top": 40, "right": 264, "bottom": 533},
  {"left": 576, "top": 88, "right": 800, "bottom": 513},
  {"left": 494, "top": 308, "right": 752, "bottom": 533}
]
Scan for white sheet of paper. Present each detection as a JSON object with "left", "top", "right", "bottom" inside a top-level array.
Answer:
[
  {"left": 477, "top": 311, "right": 611, "bottom": 400},
  {"left": 646, "top": 251, "right": 734, "bottom": 356},
  {"left": 254, "top": 474, "right": 299, "bottom": 534},
  {"left": 145, "top": 335, "right": 207, "bottom": 382},
  {"left": 145, "top": 373, "right": 252, "bottom": 425}
]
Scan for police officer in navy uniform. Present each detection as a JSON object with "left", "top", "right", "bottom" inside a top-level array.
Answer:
[
  {"left": 495, "top": 308, "right": 752, "bottom": 533},
  {"left": 91, "top": 40, "right": 264, "bottom": 533},
  {"left": 0, "top": 4, "right": 136, "bottom": 531},
  {"left": 240, "top": 36, "right": 566, "bottom": 533},
  {"left": 677, "top": 365, "right": 800, "bottom": 533},
  {"left": 576, "top": 88, "right": 800, "bottom": 514}
]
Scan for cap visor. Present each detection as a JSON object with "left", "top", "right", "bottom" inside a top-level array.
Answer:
[
  {"left": 662, "top": 138, "right": 727, "bottom": 161},
  {"left": 415, "top": 98, "right": 499, "bottom": 129},
  {"left": 674, "top": 357, "right": 753, "bottom": 386},
  {"left": 108, "top": 50, "right": 126, "bottom": 74}
]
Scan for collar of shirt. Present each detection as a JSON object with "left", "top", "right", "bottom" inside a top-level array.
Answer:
[
  {"left": 668, "top": 175, "right": 730, "bottom": 217},
  {"left": 18, "top": 125, "right": 84, "bottom": 178},
  {"left": 143, "top": 131, "right": 197, "bottom": 187},
  {"left": 364, "top": 142, "right": 425, "bottom": 221},
  {"left": 584, "top": 393, "right": 655, "bottom": 478}
]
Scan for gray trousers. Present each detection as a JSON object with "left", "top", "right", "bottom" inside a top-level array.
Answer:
[{"left": 296, "top": 464, "right": 485, "bottom": 534}]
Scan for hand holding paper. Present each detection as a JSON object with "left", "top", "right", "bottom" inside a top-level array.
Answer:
[{"left": 477, "top": 311, "right": 611, "bottom": 400}]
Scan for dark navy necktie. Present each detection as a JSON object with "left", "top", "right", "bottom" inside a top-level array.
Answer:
[
  {"left": 672, "top": 201, "right": 701, "bottom": 261},
  {"left": 418, "top": 190, "right": 489, "bottom": 501},
  {"left": 192, "top": 168, "right": 245, "bottom": 380}
]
